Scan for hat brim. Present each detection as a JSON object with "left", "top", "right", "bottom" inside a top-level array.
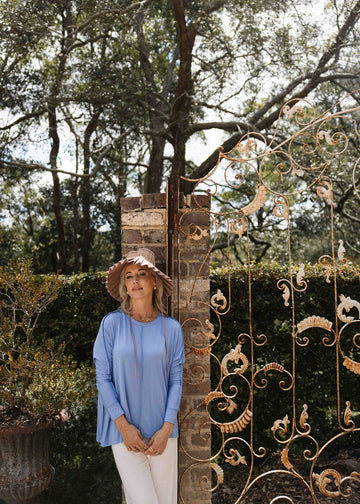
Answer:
[{"left": 106, "top": 256, "right": 173, "bottom": 302}]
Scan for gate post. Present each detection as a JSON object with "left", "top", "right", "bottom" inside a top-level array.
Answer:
[{"left": 120, "top": 191, "right": 212, "bottom": 504}]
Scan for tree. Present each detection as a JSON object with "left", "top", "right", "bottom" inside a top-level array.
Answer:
[
  {"left": 1, "top": 0, "right": 360, "bottom": 271},
  {"left": 0, "top": 0, "right": 143, "bottom": 271}
]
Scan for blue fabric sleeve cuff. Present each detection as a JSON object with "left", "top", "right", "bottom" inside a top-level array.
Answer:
[
  {"left": 164, "top": 407, "right": 178, "bottom": 425},
  {"left": 108, "top": 402, "right": 125, "bottom": 421}
]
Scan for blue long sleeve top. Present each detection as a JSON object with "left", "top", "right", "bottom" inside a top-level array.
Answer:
[{"left": 93, "top": 310, "right": 185, "bottom": 447}]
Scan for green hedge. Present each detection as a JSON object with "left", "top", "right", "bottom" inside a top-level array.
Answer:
[{"left": 35, "top": 273, "right": 119, "bottom": 364}]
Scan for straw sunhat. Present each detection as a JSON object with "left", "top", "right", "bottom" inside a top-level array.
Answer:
[{"left": 106, "top": 248, "right": 173, "bottom": 302}]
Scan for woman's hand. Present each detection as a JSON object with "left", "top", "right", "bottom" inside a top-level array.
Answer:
[
  {"left": 115, "top": 415, "right": 148, "bottom": 452},
  {"left": 143, "top": 421, "right": 174, "bottom": 456}
]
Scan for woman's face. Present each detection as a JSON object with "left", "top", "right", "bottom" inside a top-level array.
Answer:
[{"left": 124, "top": 263, "right": 156, "bottom": 303}]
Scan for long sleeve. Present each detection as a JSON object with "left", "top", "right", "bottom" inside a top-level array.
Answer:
[
  {"left": 164, "top": 323, "right": 185, "bottom": 424},
  {"left": 93, "top": 316, "right": 124, "bottom": 421}
]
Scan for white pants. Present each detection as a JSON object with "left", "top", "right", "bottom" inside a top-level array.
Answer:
[{"left": 112, "top": 438, "right": 178, "bottom": 504}]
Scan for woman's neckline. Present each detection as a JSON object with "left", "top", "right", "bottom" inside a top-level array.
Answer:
[{"left": 129, "top": 313, "right": 161, "bottom": 325}]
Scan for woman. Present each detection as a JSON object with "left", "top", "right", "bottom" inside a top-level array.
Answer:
[{"left": 93, "top": 248, "right": 184, "bottom": 504}]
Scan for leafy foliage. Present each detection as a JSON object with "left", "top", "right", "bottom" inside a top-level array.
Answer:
[{"left": 0, "top": 260, "right": 94, "bottom": 425}]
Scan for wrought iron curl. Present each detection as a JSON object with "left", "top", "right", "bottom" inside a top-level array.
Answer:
[
  {"left": 295, "top": 315, "right": 336, "bottom": 347},
  {"left": 253, "top": 363, "right": 293, "bottom": 392},
  {"left": 253, "top": 332, "right": 267, "bottom": 346},
  {"left": 281, "top": 98, "right": 317, "bottom": 126},
  {"left": 315, "top": 114, "right": 350, "bottom": 157},
  {"left": 317, "top": 175, "right": 333, "bottom": 204},
  {"left": 224, "top": 161, "right": 246, "bottom": 190},
  {"left": 271, "top": 414, "right": 292, "bottom": 444},
  {"left": 352, "top": 157, "right": 360, "bottom": 201},
  {"left": 222, "top": 437, "right": 251, "bottom": 468}
]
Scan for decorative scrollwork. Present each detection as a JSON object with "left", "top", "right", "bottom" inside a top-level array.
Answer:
[
  {"left": 263, "top": 362, "right": 285, "bottom": 373},
  {"left": 189, "top": 225, "right": 209, "bottom": 241},
  {"left": 344, "top": 401, "right": 353, "bottom": 426},
  {"left": 281, "top": 446, "right": 294, "bottom": 470},
  {"left": 297, "top": 316, "right": 333, "bottom": 333},
  {"left": 337, "top": 294, "right": 360, "bottom": 323},
  {"left": 221, "top": 344, "right": 249, "bottom": 376},
  {"left": 313, "top": 469, "right": 343, "bottom": 497},
  {"left": 343, "top": 356, "right": 360, "bottom": 375},
  {"left": 226, "top": 449, "right": 247, "bottom": 466},
  {"left": 230, "top": 217, "right": 246, "bottom": 238},
  {"left": 282, "top": 99, "right": 315, "bottom": 125},
  {"left": 278, "top": 280, "right": 291, "bottom": 307},
  {"left": 191, "top": 346, "right": 212, "bottom": 356},
  {"left": 191, "top": 319, "right": 216, "bottom": 340},
  {"left": 319, "top": 257, "right": 333, "bottom": 283},
  {"left": 271, "top": 414, "right": 290, "bottom": 437},
  {"left": 255, "top": 362, "right": 293, "bottom": 391},
  {"left": 215, "top": 408, "right": 253, "bottom": 434},
  {"left": 316, "top": 177, "right": 333, "bottom": 204},
  {"left": 209, "top": 463, "right": 224, "bottom": 491},
  {"left": 338, "top": 240, "right": 346, "bottom": 263},
  {"left": 317, "top": 129, "right": 339, "bottom": 146},
  {"left": 273, "top": 196, "right": 289, "bottom": 221},
  {"left": 296, "top": 263, "right": 306, "bottom": 289},
  {"left": 179, "top": 92, "right": 360, "bottom": 504},
  {"left": 211, "top": 289, "right": 227, "bottom": 312},
  {"left": 240, "top": 184, "right": 267, "bottom": 216},
  {"left": 299, "top": 404, "right": 309, "bottom": 430}
]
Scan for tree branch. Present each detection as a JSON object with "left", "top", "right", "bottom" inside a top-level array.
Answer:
[
  {"left": 0, "top": 127, "right": 135, "bottom": 179},
  {"left": 0, "top": 110, "right": 46, "bottom": 131},
  {"left": 184, "top": 1, "right": 360, "bottom": 193}
]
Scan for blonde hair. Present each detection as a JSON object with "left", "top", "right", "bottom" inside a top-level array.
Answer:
[{"left": 118, "top": 267, "right": 166, "bottom": 314}]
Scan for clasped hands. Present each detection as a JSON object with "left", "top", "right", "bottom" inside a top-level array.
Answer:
[{"left": 115, "top": 415, "right": 173, "bottom": 456}]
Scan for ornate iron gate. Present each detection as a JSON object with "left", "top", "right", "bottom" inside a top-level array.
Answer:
[{"left": 176, "top": 93, "right": 360, "bottom": 503}]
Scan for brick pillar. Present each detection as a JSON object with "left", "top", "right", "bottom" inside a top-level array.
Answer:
[
  {"left": 176, "top": 195, "right": 212, "bottom": 504},
  {"left": 120, "top": 192, "right": 211, "bottom": 504}
]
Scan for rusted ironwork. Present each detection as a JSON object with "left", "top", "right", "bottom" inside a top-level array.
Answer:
[{"left": 178, "top": 91, "right": 360, "bottom": 503}]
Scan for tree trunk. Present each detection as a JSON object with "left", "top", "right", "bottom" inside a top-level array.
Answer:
[
  {"left": 144, "top": 132, "right": 166, "bottom": 193},
  {"left": 81, "top": 111, "right": 101, "bottom": 272},
  {"left": 48, "top": 105, "right": 67, "bottom": 272},
  {"left": 169, "top": 0, "right": 197, "bottom": 179}
]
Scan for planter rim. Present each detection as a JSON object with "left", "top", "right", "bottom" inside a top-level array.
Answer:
[{"left": 0, "top": 422, "right": 53, "bottom": 438}]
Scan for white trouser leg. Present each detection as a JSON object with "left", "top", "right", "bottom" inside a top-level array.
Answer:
[
  {"left": 149, "top": 438, "right": 178, "bottom": 504},
  {"left": 112, "top": 438, "right": 178, "bottom": 504}
]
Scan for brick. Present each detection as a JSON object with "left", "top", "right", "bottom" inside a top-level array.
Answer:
[
  {"left": 142, "top": 193, "right": 167, "bottom": 209},
  {"left": 143, "top": 229, "right": 166, "bottom": 244},
  {"left": 121, "top": 228, "right": 142, "bottom": 244},
  {"left": 191, "top": 194, "right": 211, "bottom": 209},
  {"left": 179, "top": 307, "right": 210, "bottom": 320},
  {"left": 191, "top": 431, "right": 211, "bottom": 447},
  {"left": 180, "top": 194, "right": 211, "bottom": 209},
  {"left": 174, "top": 260, "right": 186, "bottom": 278},
  {"left": 122, "top": 211, "right": 166, "bottom": 227},
  {"left": 120, "top": 196, "right": 141, "bottom": 212},
  {"left": 188, "top": 260, "right": 209, "bottom": 277},
  {"left": 182, "top": 380, "right": 211, "bottom": 396},
  {"left": 180, "top": 240, "right": 210, "bottom": 259}
]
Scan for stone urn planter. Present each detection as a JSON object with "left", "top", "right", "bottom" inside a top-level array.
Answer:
[{"left": 0, "top": 424, "right": 55, "bottom": 504}]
